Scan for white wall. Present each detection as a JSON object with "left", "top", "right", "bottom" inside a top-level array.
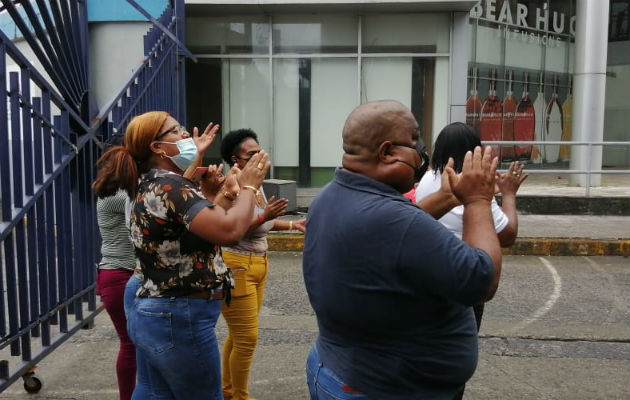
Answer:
[{"left": 88, "top": 22, "right": 150, "bottom": 110}]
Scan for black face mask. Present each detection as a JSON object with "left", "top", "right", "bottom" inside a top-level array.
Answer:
[{"left": 392, "top": 139, "right": 430, "bottom": 182}]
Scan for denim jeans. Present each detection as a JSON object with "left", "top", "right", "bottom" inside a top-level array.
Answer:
[
  {"left": 124, "top": 276, "right": 153, "bottom": 400},
  {"left": 123, "top": 274, "right": 141, "bottom": 317},
  {"left": 306, "top": 344, "right": 373, "bottom": 400},
  {"left": 127, "top": 290, "right": 223, "bottom": 400}
]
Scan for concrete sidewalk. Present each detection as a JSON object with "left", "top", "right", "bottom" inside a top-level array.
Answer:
[{"left": 1, "top": 254, "right": 628, "bottom": 399}]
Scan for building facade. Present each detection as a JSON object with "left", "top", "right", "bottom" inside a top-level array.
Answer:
[
  {"left": 184, "top": 1, "right": 473, "bottom": 187},
  {"left": 184, "top": 0, "right": 629, "bottom": 188},
  {"left": 5, "top": 0, "right": 625, "bottom": 188},
  {"left": 466, "top": 0, "right": 629, "bottom": 172}
]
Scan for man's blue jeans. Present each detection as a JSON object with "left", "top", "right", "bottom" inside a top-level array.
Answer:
[
  {"left": 127, "top": 292, "right": 223, "bottom": 400},
  {"left": 306, "top": 344, "right": 373, "bottom": 400}
]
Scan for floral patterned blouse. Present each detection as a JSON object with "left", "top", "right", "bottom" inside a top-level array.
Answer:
[{"left": 129, "top": 169, "right": 233, "bottom": 298}]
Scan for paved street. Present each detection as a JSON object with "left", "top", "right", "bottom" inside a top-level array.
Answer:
[{"left": 1, "top": 252, "right": 628, "bottom": 399}]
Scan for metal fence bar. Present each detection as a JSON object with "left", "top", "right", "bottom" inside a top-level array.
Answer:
[
  {"left": 32, "top": 97, "right": 46, "bottom": 339},
  {"left": 52, "top": 115, "right": 68, "bottom": 334},
  {"left": 1, "top": 0, "right": 185, "bottom": 392},
  {"left": 8, "top": 72, "right": 23, "bottom": 358},
  {"left": 0, "top": 42, "right": 10, "bottom": 223},
  {"left": 0, "top": 42, "right": 8, "bottom": 339},
  {"left": 41, "top": 90, "right": 59, "bottom": 330}
]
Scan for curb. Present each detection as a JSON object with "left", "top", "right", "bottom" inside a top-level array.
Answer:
[
  {"left": 268, "top": 234, "right": 630, "bottom": 257},
  {"left": 498, "top": 195, "right": 630, "bottom": 216}
]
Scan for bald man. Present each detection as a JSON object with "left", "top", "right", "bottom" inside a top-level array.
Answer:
[{"left": 303, "top": 100, "right": 502, "bottom": 399}]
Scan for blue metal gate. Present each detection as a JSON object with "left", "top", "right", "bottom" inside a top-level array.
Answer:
[{"left": 0, "top": 0, "right": 187, "bottom": 392}]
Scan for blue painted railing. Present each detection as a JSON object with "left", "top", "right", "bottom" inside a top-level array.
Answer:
[{"left": 0, "top": 0, "right": 186, "bottom": 392}]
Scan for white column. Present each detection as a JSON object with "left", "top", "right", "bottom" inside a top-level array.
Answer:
[
  {"left": 449, "top": 11, "right": 470, "bottom": 125},
  {"left": 570, "top": 0, "right": 609, "bottom": 186}
]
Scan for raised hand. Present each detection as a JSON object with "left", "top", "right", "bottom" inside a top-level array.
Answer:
[
  {"left": 440, "top": 157, "right": 462, "bottom": 207},
  {"left": 261, "top": 196, "right": 289, "bottom": 222},
  {"left": 238, "top": 150, "right": 270, "bottom": 189},
  {"left": 200, "top": 163, "right": 225, "bottom": 198},
  {"left": 192, "top": 122, "right": 219, "bottom": 156},
  {"left": 450, "top": 146, "right": 498, "bottom": 206},
  {"left": 221, "top": 165, "right": 241, "bottom": 200},
  {"left": 496, "top": 161, "right": 528, "bottom": 196}
]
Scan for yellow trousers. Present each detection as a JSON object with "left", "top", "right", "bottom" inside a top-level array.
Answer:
[{"left": 221, "top": 250, "right": 268, "bottom": 400}]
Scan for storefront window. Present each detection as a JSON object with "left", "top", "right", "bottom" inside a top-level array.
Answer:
[
  {"left": 361, "top": 14, "right": 450, "bottom": 53},
  {"left": 468, "top": 0, "right": 576, "bottom": 166},
  {"left": 272, "top": 15, "right": 358, "bottom": 54},
  {"left": 186, "top": 16, "right": 269, "bottom": 54},
  {"left": 605, "top": 0, "right": 630, "bottom": 166},
  {"left": 187, "top": 13, "right": 451, "bottom": 187},
  {"left": 221, "top": 59, "right": 271, "bottom": 151}
]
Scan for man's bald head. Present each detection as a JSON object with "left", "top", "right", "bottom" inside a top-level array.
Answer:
[{"left": 342, "top": 100, "right": 416, "bottom": 156}]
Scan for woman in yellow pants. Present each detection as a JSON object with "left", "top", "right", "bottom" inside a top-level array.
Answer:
[{"left": 220, "top": 128, "right": 306, "bottom": 400}]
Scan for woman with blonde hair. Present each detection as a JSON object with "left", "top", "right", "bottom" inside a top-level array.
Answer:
[{"left": 93, "top": 111, "right": 269, "bottom": 400}]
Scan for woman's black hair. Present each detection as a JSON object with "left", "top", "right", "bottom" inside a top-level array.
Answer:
[
  {"left": 220, "top": 128, "right": 259, "bottom": 165},
  {"left": 431, "top": 122, "right": 481, "bottom": 174}
]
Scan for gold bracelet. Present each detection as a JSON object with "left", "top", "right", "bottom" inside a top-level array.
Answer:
[
  {"left": 241, "top": 185, "right": 260, "bottom": 197},
  {"left": 289, "top": 221, "right": 293, "bottom": 231}
]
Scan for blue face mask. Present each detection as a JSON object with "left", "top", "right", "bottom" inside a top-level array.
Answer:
[{"left": 154, "top": 138, "right": 198, "bottom": 171}]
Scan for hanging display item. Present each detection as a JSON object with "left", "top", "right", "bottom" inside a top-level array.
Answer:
[
  {"left": 501, "top": 69, "right": 516, "bottom": 161},
  {"left": 559, "top": 76, "right": 573, "bottom": 162},
  {"left": 544, "top": 75, "right": 564, "bottom": 163},
  {"left": 479, "top": 68, "right": 502, "bottom": 160},
  {"left": 513, "top": 72, "right": 535, "bottom": 160},
  {"left": 531, "top": 72, "right": 546, "bottom": 163},
  {"left": 466, "top": 66, "right": 482, "bottom": 135}
]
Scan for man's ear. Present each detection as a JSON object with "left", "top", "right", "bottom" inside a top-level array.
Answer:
[{"left": 378, "top": 141, "right": 397, "bottom": 164}]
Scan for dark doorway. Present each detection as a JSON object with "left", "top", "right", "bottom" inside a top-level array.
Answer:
[{"left": 186, "top": 58, "right": 223, "bottom": 165}]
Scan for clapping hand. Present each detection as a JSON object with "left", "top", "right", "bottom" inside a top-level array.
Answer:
[
  {"left": 200, "top": 164, "right": 225, "bottom": 198},
  {"left": 450, "top": 146, "right": 498, "bottom": 206},
  {"left": 260, "top": 196, "right": 289, "bottom": 223},
  {"left": 440, "top": 157, "right": 462, "bottom": 207},
  {"left": 222, "top": 165, "right": 241, "bottom": 200},
  {"left": 238, "top": 151, "right": 270, "bottom": 189},
  {"left": 496, "top": 161, "right": 528, "bottom": 196},
  {"left": 192, "top": 122, "right": 219, "bottom": 156}
]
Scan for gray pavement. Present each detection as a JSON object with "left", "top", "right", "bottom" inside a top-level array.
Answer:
[
  {"left": 1, "top": 252, "right": 628, "bottom": 399},
  {"left": 518, "top": 214, "right": 630, "bottom": 239}
]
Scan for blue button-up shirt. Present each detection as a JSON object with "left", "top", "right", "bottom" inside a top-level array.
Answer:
[{"left": 303, "top": 168, "right": 493, "bottom": 400}]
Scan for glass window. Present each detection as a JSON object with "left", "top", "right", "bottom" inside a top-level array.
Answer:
[
  {"left": 468, "top": 0, "right": 578, "bottom": 166},
  {"left": 310, "top": 58, "right": 358, "bottom": 167},
  {"left": 187, "top": 16, "right": 269, "bottom": 54},
  {"left": 362, "top": 58, "right": 413, "bottom": 105},
  {"left": 272, "top": 15, "right": 358, "bottom": 54},
  {"left": 609, "top": 0, "right": 629, "bottom": 41},
  {"left": 604, "top": 65, "right": 630, "bottom": 166},
  {"left": 221, "top": 59, "right": 271, "bottom": 152},
  {"left": 273, "top": 59, "right": 300, "bottom": 167},
  {"left": 361, "top": 14, "right": 450, "bottom": 53},
  {"left": 362, "top": 57, "right": 435, "bottom": 147},
  {"left": 187, "top": 12, "right": 450, "bottom": 186},
  {"left": 273, "top": 58, "right": 357, "bottom": 186}
]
